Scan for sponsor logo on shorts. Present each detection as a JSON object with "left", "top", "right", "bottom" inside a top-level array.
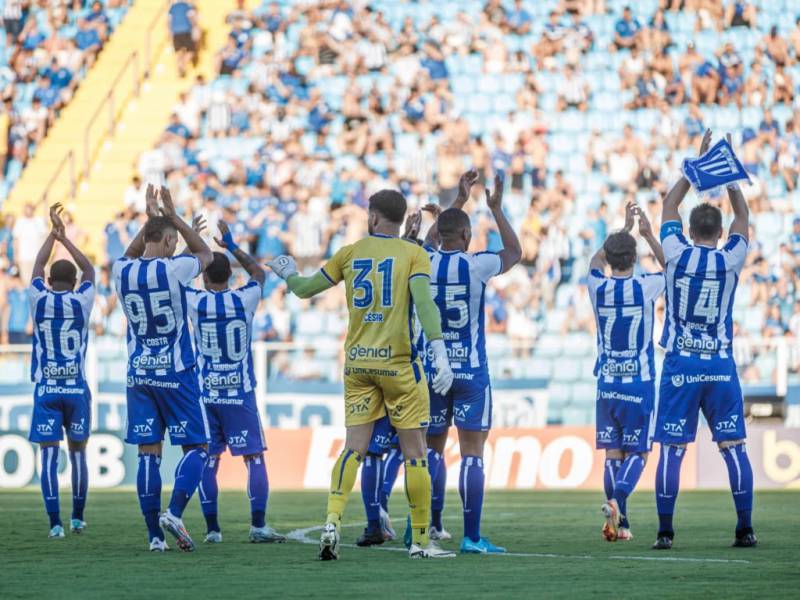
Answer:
[
  {"left": 390, "top": 404, "right": 404, "bottom": 419},
  {"left": 70, "top": 418, "right": 86, "bottom": 435},
  {"left": 671, "top": 373, "right": 731, "bottom": 388},
  {"left": 132, "top": 353, "right": 172, "bottom": 370},
  {"left": 203, "top": 371, "right": 242, "bottom": 390},
  {"left": 372, "top": 433, "right": 391, "bottom": 448},
  {"left": 430, "top": 408, "right": 449, "bottom": 427},
  {"left": 203, "top": 396, "right": 244, "bottom": 406},
  {"left": 167, "top": 420, "right": 188, "bottom": 438},
  {"left": 42, "top": 362, "right": 80, "bottom": 380},
  {"left": 715, "top": 414, "right": 740, "bottom": 434},
  {"left": 133, "top": 418, "right": 155, "bottom": 435},
  {"left": 347, "top": 345, "right": 392, "bottom": 361},
  {"left": 663, "top": 419, "right": 687, "bottom": 436},
  {"left": 596, "top": 426, "right": 614, "bottom": 442},
  {"left": 623, "top": 429, "right": 642, "bottom": 445},
  {"left": 601, "top": 359, "right": 640, "bottom": 378},
  {"left": 42, "top": 385, "right": 84, "bottom": 395},
  {"left": 599, "top": 390, "right": 643, "bottom": 404},
  {"left": 129, "top": 377, "right": 180, "bottom": 389},
  {"left": 36, "top": 418, "right": 56, "bottom": 435},
  {"left": 453, "top": 403, "right": 472, "bottom": 420},
  {"left": 345, "top": 367, "right": 398, "bottom": 377},
  {"left": 228, "top": 430, "right": 248, "bottom": 447},
  {"left": 348, "top": 397, "right": 371, "bottom": 416},
  {"left": 676, "top": 334, "right": 720, "bottom": 354}
]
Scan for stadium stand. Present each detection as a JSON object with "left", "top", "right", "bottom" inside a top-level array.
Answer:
[{"left": 1, "top": 0, "right": 800, "bottom": 424}]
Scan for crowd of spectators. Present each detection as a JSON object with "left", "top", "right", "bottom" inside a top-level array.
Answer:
[
  {"left": 0, "top": 0, "right": 131, "bottom": 202},
  {"left": 1, "top": 0, "right": 800, "bottom": 391}
]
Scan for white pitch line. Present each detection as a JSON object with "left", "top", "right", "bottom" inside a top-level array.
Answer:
[{"left": 284, "top": 522, "right": 751, "bottom": 565}]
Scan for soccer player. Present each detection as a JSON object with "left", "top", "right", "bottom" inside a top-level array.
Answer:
[
  {"left": 267, "top": 189, "right": 455, "bottom": 559},
  {"left": 186, "top": 221, "right": 285, "bottom": 544},
  {"left": 28, "top": 203, "right": 95, "bottom": 538},
  {"left": 588, "top": 202, "right": 666, "bottom": 542},
  {"left": 653, "top": 130, "right": 756, "bottom": 549},
  {"left": 420, "top": 171, "right": 521, "bottom": 554},
  {"left": 112, "top": 185, "right": 213, "bottom": 552}
]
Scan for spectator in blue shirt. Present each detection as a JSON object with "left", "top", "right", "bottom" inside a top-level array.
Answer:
[
  {"left": 5, "top": 270, "right": 30, "bottom": 344},
  {"left": 169, "top": 0, "right": 197, "bottom": 76},
  {"left": 165, "top": 113, "right": 191, "bottom": 139},
  {"left": 86, "top": 1, "right": 109, "bottom": 40},
  {"left": 75, "top": 19, "right": 102, "bottom": 53},
  {"left": 263, "top": 2, "right": 283, "bottom": 33},
  {"left": 613, "top": 6, "right": 641, "bottom": 51},
  {"left": 32, "top": 77, "right": 59, "bottom": 110},
  {"left": 507, "top": 0, "right": 532, "bottom": 36},
  {"left": 420, "top": 40, "right": 448, "bottom": 80}
]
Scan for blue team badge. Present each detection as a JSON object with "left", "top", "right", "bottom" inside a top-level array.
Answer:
[{"left": 682, "top": 138, "right": 751, "bottom": 193}]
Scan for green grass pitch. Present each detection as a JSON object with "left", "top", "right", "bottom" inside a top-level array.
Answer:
[{"left": 3, "top": 489, "right": 798, "bottom": 599}]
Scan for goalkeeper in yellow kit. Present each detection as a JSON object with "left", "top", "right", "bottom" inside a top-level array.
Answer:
[{"left": 267, "top": 190, "right": 455, "bottom": 560}]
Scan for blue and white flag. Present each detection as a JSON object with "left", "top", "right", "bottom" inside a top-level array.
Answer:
[{"left": 682, "top": 138, "right": 751, "bottom": 193}]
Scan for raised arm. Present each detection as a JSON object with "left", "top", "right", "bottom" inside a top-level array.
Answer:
[
  {"left": 214, "top": 221, "right": 265, "bottom": 286},
  {"left": 50, "top": 204, "right": 95, "bottom": 284},
  {"left": 424, "top": 169, "right": 479, "bottom": 247},
  {"left": 160, "top": 186, "right": 213, "bottom": 270},
  {"left": 31, "top": 232, "right": 57, "bottom": 282},
  {"left": 485, "top": 174, "right": 521, "bottom": 273},
  {"left": 725, "top": 135, "right": 749, "bottom": 240},
  {"left": 124, "top": 184, "right": 159, "bottom": 258},
  {"left": 266, "top": 255, "right": 333, "bottom": 299},
  {"left": 636, "top": 204, "right": 666, "bottom": 269},
  {"left": 662, "top": 129, "right": 712, "bottom": 225},
  {"left": 422, "top": 203, "right": 443, "bottom": 248}
]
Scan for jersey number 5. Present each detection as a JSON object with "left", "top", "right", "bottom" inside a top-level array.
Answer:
[{"left": 352, "top": 258, "right": 394, "bottom": 309}]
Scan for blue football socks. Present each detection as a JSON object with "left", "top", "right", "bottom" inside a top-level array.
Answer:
[
  {"left": 361, "top": 454, "right": 382, "bottom": 531},
  {"left": 40, "top": 446, "right": 61, "bottom": 528},
  {"left": 380, "top": 448, "right": 403, "bottom": 512},
  {"left": 246, "top": 454, "right": 269, "bottom": 528},
  {"left": 168, "top": 448, "right": 207, "bottom": 519},
  {"left": 655, "top": 444, "right": 685, "bottom": 534},
  {"left": 427, "top": 449, "right": 446, "bottom": 530},
  {"left": 459, "top": 456, "right": 485, "bottom": 543},
  {"left": 720, "top": 444, "right": 754, "bottom": 531},
  {"left": 69, "top": 449, "right": 88, "bottom": 521},
  {"left": 137, "top": 453, "right": 163, "bottom": 540},
  {"left": 199, "top": 455, "right": 220, "bottom": 532}
]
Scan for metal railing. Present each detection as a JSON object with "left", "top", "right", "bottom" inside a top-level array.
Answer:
[{"left": 39, "top": 0, "right": 173, "bottom": 201}]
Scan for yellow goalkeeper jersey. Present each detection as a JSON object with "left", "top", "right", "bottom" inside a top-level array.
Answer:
[{"left": 321, "top": 234, "right": 431, "bottom": 367}]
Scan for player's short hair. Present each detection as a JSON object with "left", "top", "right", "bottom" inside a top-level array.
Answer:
[
  {"left": 50, "top": 259, "right": 77, "bottom": 284},
  {"left": 205, "top": 251, "right": 232, "bottom": 284},
  {"left": 437, "top": 208, "right": 471, "bottom": 238},
  {"left": 143, "top": 216, "right": 176, "bottom": 243},
  {"left": 603, "top": 231, "right": 637, "bottom": 272},
  {"left": 368, "top": 189, "right": 407, "bottom": 224},
  {"left": 689, "top": 203, "right": 723, "bottom": 240}
]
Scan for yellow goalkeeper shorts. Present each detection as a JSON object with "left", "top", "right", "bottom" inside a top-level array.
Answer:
[{"left": 343, "top": 359, "right": 430, "bottom": 430}]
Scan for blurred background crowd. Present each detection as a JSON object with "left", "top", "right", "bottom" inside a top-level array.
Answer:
[{"left": 0, "top": 0, "right": 799, "bottom": 419}]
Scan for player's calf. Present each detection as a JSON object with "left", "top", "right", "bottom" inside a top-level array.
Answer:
[
  {"left": 653, "top": 443, "right": 687, "bottom": 549},
  {"left": 200, "top": 455, "right": 221, "bottom": 539},
  {"left": 67, "top": 439, "right": 88, "bottom": 534},
  {"left": 718, "top": 440, "right": 756, "bottom": 547},
  {"left": 39, "top": 443, "right": 62, "bottom": 536}
]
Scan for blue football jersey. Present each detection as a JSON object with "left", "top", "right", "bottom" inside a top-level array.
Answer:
[
  {"left": 587, "top": 271, "right": 665, "bottom": 382},
  {"left": 426, "top": 249, "right": 502, "bottom": 379},
  {"left": 186, "top": 280, "right": 262, "bottom": 397},
  {"left": 112, "top": 255, "right": 200, "bottom": 375},
  {"left": 659, "top": 222, "right": 747, "bottom": 360},
  {"left": 29, "top": 278, "right": 95, "bottom": 384}
]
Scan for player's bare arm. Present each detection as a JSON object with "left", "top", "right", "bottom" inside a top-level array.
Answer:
[
  {"left": 159, "top": 185, "right": 213, "bottom": 270},
  {"left": 402, "top": 209, "right": 422, "bottom": 243},
  {"left": 725, "top": 134, "right": 750, "bottom": 241},
  {"left": 215, "top": 221, "right": 266, "bottom": 286},
  {"left": 422, "top": 203, "right": 443, "bottom": 248},
  {"left": 485, "top": 173, "right": 522, "bottom": 273},
  {"left": 662, "top": 129, "right": 712, "bottom": 224},
  {"left": 123, "top": 183, "right": 160, "bottom": 259},
  {"left": 31, "top": 204, "right": 60, "bottom": 282},
  {"left": 635, "top": 203, "right": 666, "bottom": 269},
  {"left": 50, "top": 203, "right": 95, "bottom": 284}
]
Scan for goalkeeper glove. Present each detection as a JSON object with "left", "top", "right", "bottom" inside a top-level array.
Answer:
[
  {"left": 429, "top": 339, "right": 454, "bottom": 396},
  {"left": 266, "top": 255, "right": 298, "bottom": 280}
]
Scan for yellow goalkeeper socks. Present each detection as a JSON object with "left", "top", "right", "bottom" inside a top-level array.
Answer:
[
  {"left": 404, "top": 458, "right": 431, "bottom": 547},
  {"left": 326, "top": 448, "right": 363, "bottom": 526}
]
